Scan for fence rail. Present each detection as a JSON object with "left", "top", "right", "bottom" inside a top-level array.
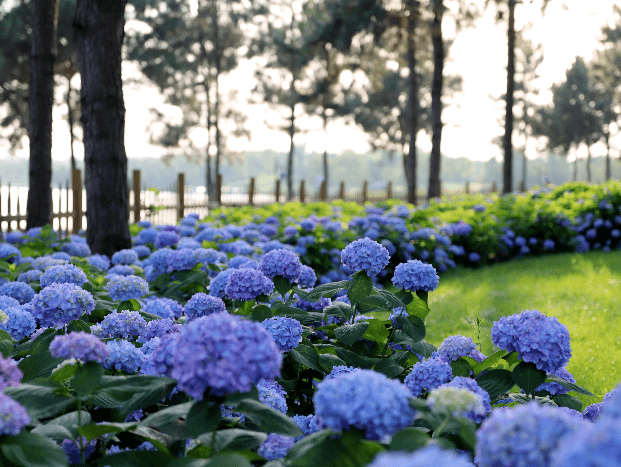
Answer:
[{"left": 0, "top": 169, "right": 497, "bottom": 234}]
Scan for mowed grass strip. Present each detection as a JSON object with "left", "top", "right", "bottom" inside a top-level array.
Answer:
[{"left": 426, "top": 250, "right": 621, "bottom": 407}]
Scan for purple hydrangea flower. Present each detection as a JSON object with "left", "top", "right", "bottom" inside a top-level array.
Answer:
[
  {"left": 39, "top": 264, "right": 88, "bottom": 289},
  {"left": 146, "top": 333, "right": 181, "bottom": 377},
  {"left": 314, "top": 369, "right": 416, "bottom": 441},
  {"left": 106, "top": 275, "right": 149, "bottom": 301},
  {"left": 183, "top": 293, "right": 226, "bottom": 320},
  {"left": 224, "top": 268, "right": 274, "bottom": 301},
  {"left": 111, "top": 249, "right": 139, "bottom": 266},
  {"left": 49, "top": 331, "right": 110, "bottom": 363},
  {"left": 154, "top": 230, "right": 179, "bottom": 249},
  {"left": 291, "top": 414, "right": 322, "bottom": 441},
  {"left": 261, "top": 316, "right": 303, "bottom": 352},
  {"left": 0, "top": 282, "right": 35, "bottom": 305},
  {"left": 31, "top": 283, "right": 95, "bottom": 327},
  {"left": 93, "top": 310, "right": 147, "bottom": 340},
  {"left": 135, "top": 227, "right": 158, "bottom": 244},
  {"left": 491, "top": 309, "right": 571, "bottom": 373},
  {"left": 433, "top": 335, "right": 477, "bottom": 362},
  {"left": 0, "top": 393, "right": 30, "bottom": 435},
  {"left": 103, "top": 340, "right": 143, "bottom": 373},
  {"left": 208, "top": 268, "right": 236, "bottom": 298},
  {"left": 0, "top": 356, "right": 22, "bottom": 390},
  {"left": 228, "top": 256, "right": 254, "bottom": 269},
  {"left": 582, "top": 402, "right": 603, "bottom": 422},
  {"left": 367, "top": 445, "right": 474, "bottom": 467},
  {"left": 258, "top": 433, "right": 294, "bottom": 460},
  {"left": 0, "top": 306, "right": 36, "bottom": 340},
  {"left": 475, "top": 402, "right": 582, "bottom": 467},
  {"left": 601, "top": 385, "right": 621, "bottom": 420},
  {"left": 143, "top": 297, "right": 183, "bottom": 320},
  {"left": 404, "top": 357, "right": 453, "bottom": 397},
  {"left": 550, "top": 417, "right": 621, "bottom": 467},
  {"left": 392, "top": 259, "right": 439, "bottom": 292},
  {"left": 341, "top": 238, "right": 390, "bottom": 277},
  {"left": 137, "top": 318, "right": 181, "bottom": 344},
  {"left": 147, "top": 248, "right": 172, "bottom": 276},
  {"left": 259, "top": 249, "right": 303, "bottom": 283},
  {"left": 169, "top": 313, "right": 282, "bottom": 399}
]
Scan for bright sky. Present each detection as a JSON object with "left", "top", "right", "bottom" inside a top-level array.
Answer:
[{"left": 34, "top": 0, "right": 621, "bottom": 163}]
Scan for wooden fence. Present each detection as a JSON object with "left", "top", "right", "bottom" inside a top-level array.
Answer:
[{"left": 0, "top": 169, "right": 497, "bottom": 234}]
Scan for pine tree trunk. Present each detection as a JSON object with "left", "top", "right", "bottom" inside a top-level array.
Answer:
[
  {"left": 503, "top": 0, "right": 516, "bottom": 194},
  {"left": 66, "top": 74, "right": 76, "bottom": 172},
  {"left": 213, "top": 0, "right": 221, "bottom": 195},
  {"left": 428, "top": 0, "right": 444, "bottom": 201},
  {"left": 405, "top": 0, "right": 419, "bottom": 205},
  {"left": 74, "top": 0, "right": 130, "bottom": 255},
  {"left": 323, "top": 111, "right": 329, "bottom": 191},
  {"left": 287, "top": 98, "right": 295, "bottom": 201},
  {"left": 27, "top": 0, "right": 59, "bottom": 229}
]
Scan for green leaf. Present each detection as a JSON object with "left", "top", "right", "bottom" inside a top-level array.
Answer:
[
  {"left": 544, "top": 375, "right": 595, "bottom": 396},
  {"left": 251, "top": 305, "right": 272, "bottom": 322},
  {"left": 273, "top": 276, "right": 292, "bottom": 297},
  {"left": 130, "top": 298, "right": 142, "bottom": 311},
  {"left": 449, "top": 358, "right": 472, "bottom": 378},
  {"left": 406, "top": 294, "right": 430, "bottom": 320},
  {"left": 71, "top": 361, "right": 104, "bottom": 396},
  {"left": 0, "top": 339, "right": 13, "bottom": 358},
  {"left": 18, "top": 351, "right": 65, "bottom": 382},
  {"left": 334, "top": 347, "right": 376, "bottom": 369},
  {"left": 415, "top": 290, "right": 428, "bottom": 304},
  {"left": 396, "top": 316, "right": 425, "bottom": 342},
  {"left": 373, "top": 359, "right": 404, "bottom": 378},
  {"left": 139, "top": 402, "right": 193, "bottom": 440},
  {"left": 347, "top": 272, "right": 373, "bottom": 305},
  {"left": 503, "top": 351, "right": 520, "bottom": 366},
  {"left": 187, "top": 399, "right": 222, "bottom": 437},
  {"left": 289, "top": 345, "right": 323, "bottom": 373},
  {"left": 272, "top": 305, "right": 309, "bottom": 318},
  {"left": 334, "top": 322, "right": 369, "bottom": 347},
  {"left": 117, "top": 300, "right": 133, "bottom": 312},
  {"left": 406, "top": 341, "right": 437, "bottom": 359},
  {"left": 360, "top": 319, "right": 390, "bottom": 345},
  {"left": 187, "top": 453, "right": 251, "bottom": 467},
  {"left": 236, "top": 399, "right": 303, "bottom": 437},
  {"left": 78, "top": 422, "right": 138, "bottom": 442},
  {"left": 551, "top": 394, "right": 583, "bottom": 411},
  {"left": 96, "top": 451, "right": 174, "bottom": 467},
  {"left": 0, "top": 431, "right": 69, "bottom": 467},
  {"left": 66, "top": 319, "right": 91, "bottom": 333},
  {"left": 512, "top": 361, "right": 547, "bottom": 395},
  {"left": 473, "top": 350, "right": 508, "bottom": 376},
  {"left": 323, "top": 302, "right": 352, "bottom": 320},
  {"left": 373, "top": 288, "right": 407, "bottom": 309},
  {"left": 476, "top": 369, "right": 516, "bottom": 399},
  {"left": 318, "top": 354, "right": 346, "bottom": 374},
  {"left": 389, "top": 428, "right": 430, "bottom": 452},
  {"left": 198, "top": 429, "right": 267, "bottom": 453},
  {"left": 4, "top": 383, "right": 73, "bottom": 421},
  {"left": 357, "top": 295, "right": 389, "bottom": 313},
  {"left": 308, "top": 280, "right": 350, "bottom": 299}
]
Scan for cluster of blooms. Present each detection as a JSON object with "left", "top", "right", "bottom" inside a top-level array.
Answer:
[
  {"left": 0, "top": 281, "right": 35, "bottom": 304},
  {"left": 367, "top": 445, "right": 475, "bottom": 467},
  {"left": 31, "top": 282, "right": 95, "bottom": 327},
  {"left": 0, "top": 393, "right": 30, "bottom": 435},
  {"left": 428, "top": 385, "right": 486, "bottom": 424},
  {"left": 224, "top": 268, "right": 274, "bottom": 301},
  {"left": 137, "top": 318, "right": 180, "bottom": 344},
  {"left": 491, "top": 309, "right": 571, "bottom": 373},
  {"left": 17, "top": 269, "right": 43, "bottom": 283},
  {"left": 258, "top": 248, "right": 302, "bottom": 283},
  {"left": 104, "top": 340, "right": 143, "bottom": 373},
  {"left": 92, "top": 310, "right": 147, "bottom": 340},
  {"left": 392, "top": 260, "right": 439, "bottom": 292},
  {"left": 404, "top": 357, "right": 453, "bottom": 397},
  {"left": 60, "top": 240, "right": 91, "bottom": 257},
  {"left": 111, "top": 249, "right": 139, "bottom": 265},
  {"left": 0, "top": 306, "right": 36, "bottom": 340},
  {"left": 49, "top": 332, "right": 110, "bottom": 364},
  {"left": 261, "top": 316, "right": 303, "bottom": 352},
  {"left": 433, "top": 335, "right": 477, "bottom": 363},
  {"left": 183, "top": 293, "right": 226, "bottom": 320},
  {"left": 39, "top": 264, "right": 88, "bottom": 289},
  {"left": 314, "top": 368, "right": 415, "bottom": 441},
  {"left": 257, "top": 379, "right": 288, "bottom": 414},
  {"left": 340, "top": 237, "right": 390, "bottom": 277},
  {"left": 143, "top": 297, "right": 183, "bottom": 319},
  {"left": 257, "top": 433, "right": 295, "bottom": 460},
  {"left": 106, "top": 275, "right": 149, "bottom": 301},
  {"left": 0, "top": 355, "right": 22, "bottom": 390}
]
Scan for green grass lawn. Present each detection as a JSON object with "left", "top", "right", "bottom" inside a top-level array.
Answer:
[{"left": 425, "top": 250, "right": 621, "bottom": 407}]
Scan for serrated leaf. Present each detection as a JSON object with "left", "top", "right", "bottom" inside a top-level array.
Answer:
[
  {"left": 78, "top": 422, "right": 138, "bottom": 442},
  {"left": 0, "top": 431, "right": 69, "bottom": 467},
  {"left": 4, "top": 383, "right": 73, "bottom": 421},
  {"left": 449, "top": 358, "right": 472, "bottom": 378},
  {"left": 71, "top": 361, "right": 104, "bottom": 396},
  {"left": 198, "top": 429, "right": 267, "bottom": 453},
  {"left": 305, "top": 281, "right": 350, "bottom": 300},
  {"left": 236, "top": 399, "right": 302, "bottom": 437},
  {"left": 95, "top": 451, "right": 174, "bottom": 467},
  {"left": 551, "top": 394, "right": 583, "bottom": 411},
  {"left": 373, "top": 288, "right": 407, "bottom": 309},
  {"left": 318, "top": 354, "right": 346, "bottom": 374},
  {"left": 396, "top": 315, "right": 425, "bottom": 342},
  {"left": 323, "top": 302, "right": 351, "bottom": 320},
  {"left": 273, "top": 276, "right": 293, "bottom": 297},
  {"left": 544, "top": 375, "right": 595, "bottom": 396},
  {"left": 473, "top": 350, "right": 508, "bottom": 375},
  {"left": 373, "top": 359, "right": 404, "bottom": 378},
  {"left": 347, "top": 272, "right": 373, "bottom": 305},
  {"left": 389, "top": 428, "right": 430, "bottom": 451},
  {"left": 187, "top": 399, "right": 222, "bottom": 437},
  {"left": 251, "top": 305, "right": 272, "bottom": 322},
  {"left": 334, "top": 322, "right": 369, "bottom": 347},
  {"left": 503, "top": 351, "right": 520, "bottom": 366},
  {"left": 512, "top": 361, "right": 547, "bottom": 395},
  {"left": 289, "top": 345, "right": 323, "bottom": 373},
  {"left": 334, "top": 347, "right": 376, "bottom": 369},
  {"left": 360, "top": 319, "right": 390, "bottom": 345},
  {"left": 139, "top": 402, "right": 193, "bottom": 440},
  {"left": 476, "top": 369, "right": 515, "bottom": 399}
]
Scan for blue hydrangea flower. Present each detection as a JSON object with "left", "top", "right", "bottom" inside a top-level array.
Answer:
[
  {"left": 137, "top": 318, "right": 180, "bottom": 344},
  {"left": 192, "top": 248, "right": 220, "bottom": 266},
  {"left": 17, "top": 269, "right": 43, "bottom": 284},
  {"left": 534, "top": 366, "right": 575, "bottom": 395},
  {"left": 259, "top": 249, "right": 302, "bottom": 283},
  {"left": 61, "top": 437, "right": 96, "bottom": 464},
  {"left": 170, "top": 313, "right": 282, "bottom": 399},
  {"left": 582, "top": 402, "right": 603, "bottom": 422},
  {"left": 93, "top": 311, "right": 147, "bottom": 340},
  {"left": 39, "top": 264, "right": 88, "bottom": 289},
  {"left": 392, "top": 259, "right": 439, "bottom": 292},
  {"left": 147, "top": 248, "right": 172, "bottom": 276},
  {"left": 473, "top": 204, "right": 486, "bottom": 213},
  {"left": 325, "top": 365, "right": 355, "bottom": 380},
  {"left": 542, "top": 239, "right": 555, "bottom": 250},
  {"left": 87, "top": 254, "right": 111, "bottom": 272},
  {"left": 261, "top": 317, "right": 303, "bottom": 352},
  {"left": 183, "top": 293, "right": 226, "bottom": 320},
  {"left": 209, "top": 268, "right": 236, "bottom": 298},
  {"left": 60, "top": 241, "right": 91, "bottom": 257},
  {"left": 135, "top": 227, "right": 158, "bottom": 245},
  {"left": 0, "top": 244, "right": 21, "bottom": 263},
  {"left": 0, "top": 282, "right": 35, "bottom": 305},
  {"left": 468, "top": 252, "right": 481, "bottom": 262},
  {"left": 314, "top": 369, "right": 416, "bottom": 441},
  {"left": 340, "top": 238, "right": 390, "bottom": 277},
  {"left": 0, "top": 355, "right": 22, "bottom": 390},
  {"left": 103, "top": 340, "right": 143, "bottom": 373},
  {"left": 491, "top": 309, "right": 571, "bottom": 373},
  {"left": 291, "top": 414, "right": 322, "bottom": 441},
  {"left": 258, "top": 433, "right": 294, "bottom": 460},
  {"left": 475, "top": 401, "right": 582, "bottom": 467},
  {"left": 106, "top": 275, "right": 149, "bottom": 301},
  {"left": 132, "top": 245, "right": 152, "bottom": 258},
  {"left": 258, "top": 379, "right": 287, "bottom": 414},
  {"left": 154, "top": 230, "right": 179, "bottom": 249},
  {"left": 228, "top": 256, "right": 254, "bottom": 269},
  {"left": 442, "top": 376, "right": 491, "bottom": 422},
  {"left": 106, "top": 265, "right": 135, "bottom": 277},
  {"left": 111, "top": 249, "right": 139, "bottom": 265},
  {"left": 0, "top": 306, "right": 36, "bottom": 340},
  {"left": 49, "top": 332, "right": 110, "bottom": 364},
  {"left": 143, "top": 297, "right": 183, "bottom": 319},
  {"left": 143, "top": 333, "right": 181, "bottom": 377},
  {"left": 433, "top": 335, "right": 477, "bottom": 363},
  {"left": 225, "top": 268, "right": 274, "bottom": 301},
  {"left": 166, "top": 248, "right": 199, "bottom": 273},
  {"left": 601, "top": 385, "right": 621, "bottom": 420},
  {"left": 404, "top": 357, "right": 453, "bottom": 397},
  {"left": 31, "top": 283, "right": 95, "bottom": 327},
  {"left": 367, "top": 445, "right": 474, "bottom": 467},
  {"left": 0, "top": 393, "right": 30, "bottom": 435},
  {"left": 0, "top": 296, "right": 19, "bottom": 311},
  {"left": 298, "top": 265, "right": 317, "bottom": 288},
  {"left": 550, "top": 416, "right": 621, "bottom": 467}
]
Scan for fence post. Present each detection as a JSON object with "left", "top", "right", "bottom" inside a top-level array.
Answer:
[
  {"left": 491, "top": 181, "right": 497, "bottom": 193},
  {"left": 249, "top": 177, "right": 255, "bottom": 206},
  {"left": 362, "top": 180, "right": 368, "bottom": 204},
  {"left": 72, "top": 169, "right": 82, "bottom": 234},
  {"left": 320, "top": 180, "right": 327, "bottom": 201},
  {"left": 300, "top": 180, "right": 306, "bottom": 203},
  {"left": 177, "top": 173, "right": 185, "bottom": 222},
  {"left": 216, "top": 173, "right": 222, "bottom": 205},
  {"left": 6, "top": 184, "right": 11, "bottom": 233},
  {"left": 339, "top": 181, "right": 345, "bottom": 200},
  {"left": 275, "top": 179, "right": 281, "bottom": 203},
  {"left": 133, "top": 170, "right": 141, "bottom": 224},
  {"left": 519, "top": 180, "right": 525, "bottom": 192},
  {"left": 387, "top": 181, "right": 393, "bottom": 199},
  {"left": 465, "top": 181, "right": 470, "bottom": 195}
]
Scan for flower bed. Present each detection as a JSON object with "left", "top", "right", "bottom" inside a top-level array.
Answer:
[{"left": 0, "top": 180, "right": 618, "bottom": 466}]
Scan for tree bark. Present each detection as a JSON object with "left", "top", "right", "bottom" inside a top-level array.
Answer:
[
  {"left": 503, "top": 0, "right": 516, "bottom": 194},
  {"left": 287, "top": 96, "right": 295, "bottom": 201},
  {"left": 74, "top": 0, "right": 130, "bottom": 255},
  {"left": 405, "top": 0, "right": 419, "bottom": 205},
  {"left": 27, "top": 0, "right": 59, "bottom": 229},
  {"left": 586, "top": 141, "right": 591, "bottom": 183},
  {"left": 66, "top": 74, "right": 76, "bottom": 172},
  {"left": 213, "top": 0, "right": 221, "bottom": 195},
  {"left": 428, "top": 0, "right": 444, "bottom": 200},
  {"left": 606, "top": 130, "right": 611, "bottom": 181},
  {"left": 322, "top": 110, "right": 328, "bottom": 191}
]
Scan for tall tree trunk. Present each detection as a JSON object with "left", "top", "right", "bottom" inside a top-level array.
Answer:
[
  {"left": 428, "top": 0, "right": 444, "bottom": 200},
  {"left": 405, "top": 0, "right": 419, "bottom": 205},
  {"left": 606, "top": 130, "right": 611, "bottom": 181},
  {"left": 572, "top": 150, "right": 578, "bottom": 181},
  {"left": 522, "top": 101, "right": 528, "bottom": 190},
  {"left": 66, "top": 74, "right": 76, "bottom": 172},
  {"left": 586, "top": 142, "right": 591, "bottom": 183},
  {"left": 74, "top": 0, "right": 130, "bottom": 255},
  {"left": 322, "top": 110, "right": 328, "bottom": 191},
  {"left": 198, "top": 12, "right": 213, "bottom": 203},
  {"left": 502, "top": 0, "right": 516, "bottom": 194},
  {"left": 27, "top": 0, "right": 59, "bottom": 229},
  {"left": 287, "top": 98, "right": 295, "bottom": 201},
  {"left": 213, "top": 0, "right": 221, "bottom": 195}
]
